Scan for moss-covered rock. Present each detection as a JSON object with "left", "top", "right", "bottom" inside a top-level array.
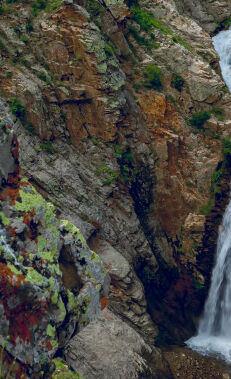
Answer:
[{"left": 0, "top": 101, "right": 109, "bottom": 378}]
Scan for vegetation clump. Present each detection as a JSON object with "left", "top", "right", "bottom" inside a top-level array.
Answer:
[
  {"left": 10, "top": 98, "right": 25, "bottom": 120},
  {"left": 189, "top": 110, "right": 210, "bottom": 129},
  {"left": 222, "top": 138, "right": 231, "bottom": 166},
  {"left": 171, "top": 73, "right": 184, "bottom": 92},
  {"left": 144, "top": 64, "right": 162, "bottom": 90},
  {"left": 211, "top": 107, "right": 224, "bottom": 121},
  {"left": 40, "top": 140, "right": 55, "bottom": 154},
  {"left": 131, "top": 5, "right": 172, "bottom": 34}
]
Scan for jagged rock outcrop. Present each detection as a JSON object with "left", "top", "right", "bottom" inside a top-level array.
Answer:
[{"left": 0, "top": 102, "right": 109, "bottom": 377}]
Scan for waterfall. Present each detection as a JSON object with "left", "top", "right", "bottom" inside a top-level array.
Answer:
[
  {"left": 186, "top": 192, "right": 231, "bottom": 361},
  {"left": 212, "top": 28, "right": 231, "bottom": 92},
  {"left": 185, "top": 28, "right": 231, "bottom": 363}
]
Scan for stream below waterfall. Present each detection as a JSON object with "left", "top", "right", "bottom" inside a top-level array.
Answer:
[{"left": 186, "top": 29, "right": 231, "bottom": 364}]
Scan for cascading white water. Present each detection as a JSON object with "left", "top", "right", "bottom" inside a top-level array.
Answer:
[
  {"left": 186, "top": 28, "right": 231, "bottom": 363},
  {"left": 186, "top": 192, "right": 231, "bottom": 361},
  {"left": 212, "top": 28, "right": 231, "bottom": 91}
]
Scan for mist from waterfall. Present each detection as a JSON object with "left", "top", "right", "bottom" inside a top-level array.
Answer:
[{"left": 186, "top": 190, "right": 231, "bottom": 361}]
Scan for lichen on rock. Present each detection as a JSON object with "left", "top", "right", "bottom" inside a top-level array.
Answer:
[{"left": 0, "top": 100, "right": 108, "bottom": 378}]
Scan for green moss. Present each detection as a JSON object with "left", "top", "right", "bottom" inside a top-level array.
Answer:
[{"left": 52, "top": 358, "right": 84, "bottom": 379}]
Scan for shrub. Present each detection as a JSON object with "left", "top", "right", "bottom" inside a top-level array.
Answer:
[
  {"left": 211, "top": 107, "right": 224, "bottom": 121},
  {"left": 21, "top": 35, "right": 29, "bottom": 44},
  {"left": 32, "top": 0, "right": 46, "bottom": 15},
  {"left": 37, "top": 72, "right": 47, "bottom": 82},
  {"left": 10, "top": 98, "right": 25, "bottom": 120},
  {"left": 171, "top": 73, "right": 184, "bottom": 92},
  {"left": 40, "top": 141, "right": 54, "bottom": 154},
  {"left": 127, "top": 0, "right": 139, "bottom": 6},
  {"left": 128, "top": 25, "right": 159, "bottom": 51},
  {"left": 222, "top": 138, "right": 231, "bottom": 166},
  {"left": 131, "top": 6, "right": 172, "bottom": 34},
  {"left": 104, "top": 43, "right": 114, "bottom": 57},
  {"left": 144, "top": 64, "right": 162, "bottom": 90},
  {"left": 87, "top": 0, "right": 104, "bottom": 16},
  {"left": 26, "top": 21, "right": 33, "bottom": 32},
  {"left": 189, "top": 110, "right": 210, "bottom": 129}
]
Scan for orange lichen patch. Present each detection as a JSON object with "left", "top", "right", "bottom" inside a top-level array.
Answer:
[
  {"left": 0, "top": 263, "right": 25, "bottom": 297},
  {"left": 9, "top": 227, "right": 17, "bottom": 237},
  {"left": 22, "top": 251, "right": 29, "bottom": 259},
  {"left": 23, "top": 210, "right": 39, "bottom": 240},
  {"left": 46, "top": 341, "right": 53, "bottom": 351},
  {"left": 0, "top": 186, "right": 20, "bottom": 205},
  {"left": 138, "top": 90, "right": 183, "bottom": 138},
  {"left": 0, "top": 263, "right": 47, "bottom": 345},
  {"left": 100, "top": 296, "right": 109, "bottom": 310}
]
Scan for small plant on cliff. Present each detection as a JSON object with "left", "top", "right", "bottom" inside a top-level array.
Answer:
[
  {"left": 222, "top": 138, "right": 231, "bottom": 166},
  {"left": 189, "top": 110, "right": 210, "bottom": 129},
  {"left": 10, "top": 98, "right": 25, "bottom": 120},
  {"left": 52, "top": 358, "right": 84, "bottom": 379},
  {"left": 171, "top": 73, "right": 185, "bottom": 92},
  {"left": 104, "top": 43, "right": 114, "bottom": 57},
  {"left": 211, "top": 106, "right": 224, "bottom": 121},
  {"left": 40, "top": 140, "right": 55, "bottom": 154},
  {"left": 144, "top": 64, "right": 162, "bottom": 90},
  {"left": 87, "top": 0, "right": 104, "bottom": 16},
  {"left": 131, "top": 5, "right": 172, "bottom": 34}
]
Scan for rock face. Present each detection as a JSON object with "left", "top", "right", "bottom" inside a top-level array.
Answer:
[
  {"left": 65, "top": 308, "right": 171, "bottom": 379},
  {"left": 0, "top": 101, "right": 108, "bottom": 377},
  {"left": 0, "top": 0, "right": 231, "bottom": 377}
]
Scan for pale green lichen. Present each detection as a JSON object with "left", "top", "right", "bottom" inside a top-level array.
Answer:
[
  {"left": 7, "top": 264, "right": 22, "bottom": 275},
  {"left": 15, "top": 188, "right": 56, "bottom": 229},
  {"left": 90, "top": 251, "right": 99, "bottom": 262},
  {"left": 25, "top": 267, "right": 48, "bottom": 286},
  {"left": 51, "top": 290, "right": 59, "bottom": 305},
  {"left": 67, "top": 290, "right": 80, "bottom": 315},
  {"left": 61, "top": 220, "right": 86, "bottom": 245},
  {"left": 46, "top": 324, "right": 56, "bottom": 338},
  {"left": 58, "top": 297, "right": 66, "bottom": 321},
  {"left": 0, "top": 211, "right": 10, "bottom": 226}
]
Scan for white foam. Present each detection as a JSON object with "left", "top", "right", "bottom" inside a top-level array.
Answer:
[
  {"left": 186, "top": 188, "right": 231, "bottom": 363},
  {"left": 213, "top": 29, "right": 231, "bottom": 91}
]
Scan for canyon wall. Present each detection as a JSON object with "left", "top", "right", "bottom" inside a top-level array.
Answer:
[{"left": 0, "top": 0, "right": 231, "bottom": 377}]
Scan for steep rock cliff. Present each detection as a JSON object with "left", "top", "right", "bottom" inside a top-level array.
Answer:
[{"left": 0, "top": 0, "right": 231, "bottom": 377}]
